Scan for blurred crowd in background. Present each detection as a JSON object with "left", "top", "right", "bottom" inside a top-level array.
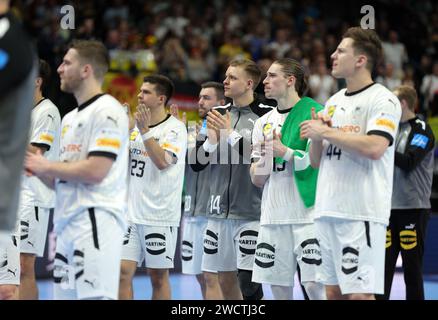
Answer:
[{"left": 9, "top": 0, "right": 438, "bottom": 117}]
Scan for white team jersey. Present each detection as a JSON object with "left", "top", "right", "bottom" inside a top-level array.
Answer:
[
  {"left": 20, "top": 99, "right": 61, "bottom": 208},
  {"left": 252, "top": 108, "right": 313, "bottom": 225},
  {"left": 315, "top": 83, "right": 401, "bottom": 225},
  {"left": 128, "top": 115, "right": 187, "bottom": 227},
  {"left": 54, "top": 94, "right": 129, "bottom": 232}
]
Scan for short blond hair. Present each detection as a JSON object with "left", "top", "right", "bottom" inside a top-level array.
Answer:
[
  {"left": 229, "top": 59, "right": 262, "bottom": 89},
  {"left": 394, "top": 85, "right": 418, "bottom": 111},
  {"left": 69, "top": 40, "right": 109, "bottom": 80}
]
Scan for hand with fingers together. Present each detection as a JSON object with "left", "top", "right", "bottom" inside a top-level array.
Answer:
[
  {"left": 206, "top": 110, "right": 232, "bottom": 144},
  {"left": 313, "top": 107, "right": 332, "bottom": 127},
  {"left": 135, "top": 104, "right": 152, "bottom": 134},
  {"left": 24, "top": 150, "right": 50, "bottom": 178},
  {"left": 300, "top": 107, "right": 331, "bottom": 141}
]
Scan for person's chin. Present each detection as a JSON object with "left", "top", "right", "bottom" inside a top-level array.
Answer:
[
  {"left": 331, "top": 70, "right": 341, "bottom": 78},
  {"left": 60, "top": 84, "right": 70, "bottom": 93}
]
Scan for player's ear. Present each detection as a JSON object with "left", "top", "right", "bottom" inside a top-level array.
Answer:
[{"left": 356, "top": 55, "right": 367, "bottom": 69}]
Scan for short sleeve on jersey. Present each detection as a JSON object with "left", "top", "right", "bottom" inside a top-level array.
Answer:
[
  {"left": 366, "top": 95, "right": 401, "bottom": 146},
  {"left": 88, "top": 110, "right": 124, "bottom": 159},
  {"left": 30, "top": 108, "right": 58, "bottom": 151},
  {"left": 161, "top": 124, "right": 186, "bottom": 161}
]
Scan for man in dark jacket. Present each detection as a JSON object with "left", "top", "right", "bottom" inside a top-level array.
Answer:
[{"left": 378, "top": 85, "right": 435, "bottom": 300}]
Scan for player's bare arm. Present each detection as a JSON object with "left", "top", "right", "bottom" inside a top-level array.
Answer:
[
  {"left": 300, "top": 107, "right": 329, "bottom": 168},
  {"left": 25, "top": 152, "right": 114, "bottom": 187},
  {"left": 250, "top": 139, "right": 273, "bottom": 188},
  {"left": 323, "top": 129, "right": 390, "bottom": 160}
]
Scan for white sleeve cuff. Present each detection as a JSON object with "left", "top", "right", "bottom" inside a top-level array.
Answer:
[
  {"left": 282, "top": 148, "right": 294, "bottom": 162},
  {"left": 203, "top": 139, "right": 218, "bottom": 153},
  {"left": 227, "top": 130, "right": 242, "bottom": 147}
]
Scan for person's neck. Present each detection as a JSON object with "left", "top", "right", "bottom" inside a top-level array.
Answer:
[
  {"left": 34, "top": 91, "right": 44, "bottom": 106},
  {"left": 233, "top": 91, "right": 254, "bottom": 107},
  {"left": 401, "top": 110, "right": 416, "bottom": 123},
  {"left": 150, "top": 106, "right": 167, "bottom": 126},
  {"left": 0, "top": 2, "right": 9, "bottom": 15},
  {"left": 277, "top": 90, "right": 300, "bottom": 111},
  {"left": 74, "top": 81, "right": 103, "bottom": 106},
  {"left": 345, "top": 71, "right": 373, "bottom": 93}
]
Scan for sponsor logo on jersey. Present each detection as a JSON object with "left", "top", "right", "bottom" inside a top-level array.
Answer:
[
  {"left": 62, "top": 144, "right": 82, "bottom": 153},
  {"left": 130, "top": 148, "right": 148, "bottom": 157},
  {"left": 301, "top": 239, "right": 322, "bottom": 265},
  {"left": 161, "top": 142, "right": 180, "bottom": 154},
  {"left": 181, "top": 240, "right": 194, "bottom": 261},
  {"left": 96, "top": 138, "right": 121, "bottom": 149},
  {"left": 39, "top": 133, "right": 54, "bottom": 143},
  {"left": 386, "top": 229, "right": 392, "bottom": 248},
  {"left": 254, "top": 243, "right": 275, "bottom": 269},
  {"left": 405, "top": 223, "right": 416, "bottom": 230},
  {"left": 400, "top": 230, "right": 417, "bottom": 250},
  {"left": 203, "top": 229, "right": 219, "bottom": 254},
  {"left": 338, "top": 125, "right": 361, "bottom": 133},
  {"left": 238, "top": 230, "right": 258, "bottom": 255},
  {"left": 341, "top": 247, "right": 359, "bottom": 275},
  {"left": 411, "top": 134, "right": 429, "bottom": 149},
  {"left": 145, "top": 233, "right": 166, "bottom": 255},
  {"left": 376, "top": 118, "right": 396, "bottom": 131},
  {"left": 106, "top": 116, "right": 118, "bottom": 126}
]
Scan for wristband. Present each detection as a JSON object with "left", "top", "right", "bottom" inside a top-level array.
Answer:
[
  {"left": 282, "top": 148, "right": 293, "bottom": 162},
  {"left": 227, "top": 130, "right": 242, "bottom": 147},
  {"left": 203, "top": 139, "right": 219, "bottom": 153}
]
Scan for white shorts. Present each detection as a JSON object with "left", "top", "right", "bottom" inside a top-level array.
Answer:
[
  {"left": 181, "top": 215, "right": 216, "bottom": 275},
  {"left": 315, "top": 217, "right": 386, "bottom": 295},
  {"left": 121, "top": 223, "right": 178, "bottom": 269},
  {"left": 252, "top": 223, "right": 320, "bottom": 286},
  {"left": 19, "top": 205, "right": 52, "bottom": 257},
  {"left": 202, "top": 219, "right": 259, "bottom": 272},
  {"left": 53, "top": 209, "right": 124, "bottom": 300},
  {"left": 0, "top": 234, "right": 20, "bottom": 285}
]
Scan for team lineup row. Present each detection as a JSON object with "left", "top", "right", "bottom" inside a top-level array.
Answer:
[{"left": 0, "top": 25, "right": 433, "bottom": 300}]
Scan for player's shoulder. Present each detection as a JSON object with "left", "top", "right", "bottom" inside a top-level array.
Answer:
[
  {"left": 368, "top": 84, "right": 401, "bottom": 112},
  {"left": 167, "top": 115, "right": 187, "bottom": 131},
  {"left": 256, "top": 107, "right": 277, "bottom": 125},
  {"left": 34, "top": 98, "right": 60, "bottom": 118},
  {"left": 96, "top": 94, "right": 123, "bottom": 109},
  {"left": 326, "top": 88, "right": 347, "bottom": 105},
  {"left": 93, "top": 94, "right": 127, "bottom": 117}
]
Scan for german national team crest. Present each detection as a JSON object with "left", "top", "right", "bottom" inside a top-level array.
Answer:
[
  {"left": 262, "top": 123, "right": 273, "bottom": 136},
  {"left": 130, "top": 130, "right": 139, "bottom": 141},
  {"left": 327, "top": 105, "right": 336, "bottom": 117},
  {"left": 61, "top": 125, "right": 70, "bottom": 138}
]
